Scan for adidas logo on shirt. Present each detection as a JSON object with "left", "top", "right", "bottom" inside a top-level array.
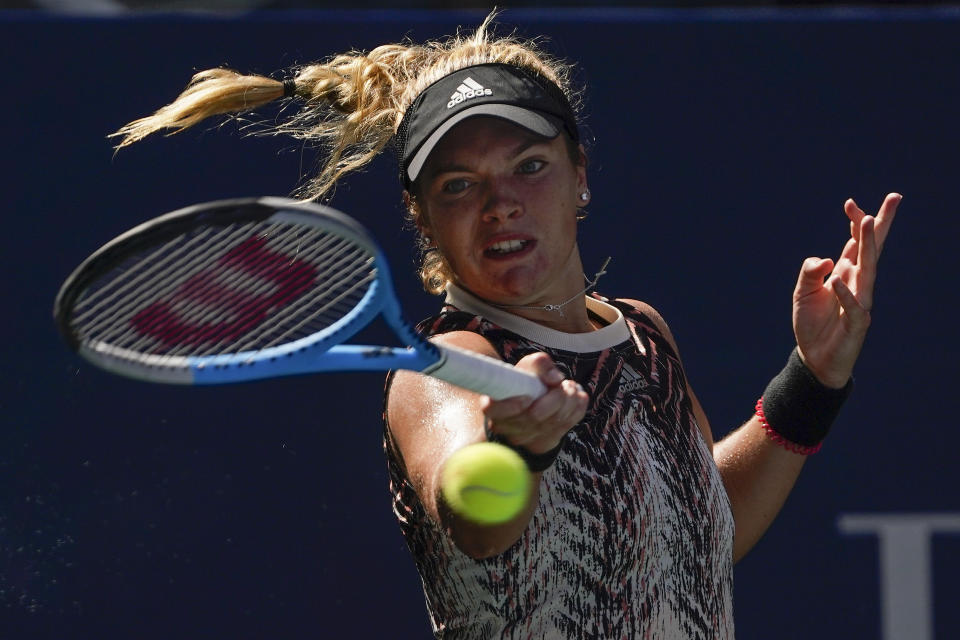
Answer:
[
  {"left": 447, "top": 77, "right": 493, "bottom": 108},
  {"left": 619, "top": 363, "right": 649, "bottom": 396}
]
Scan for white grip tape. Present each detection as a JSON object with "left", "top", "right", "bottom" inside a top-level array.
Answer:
[{"left": 426, "top": 343, "right": 547, "bottom": 400}]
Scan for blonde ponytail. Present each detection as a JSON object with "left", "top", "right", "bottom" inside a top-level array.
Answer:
[
  {"left": 110, "top": 68, "right": 288, "bottom": 147},
  {"left": 274, "top": 44, "right": 431, "bottom": 201}
]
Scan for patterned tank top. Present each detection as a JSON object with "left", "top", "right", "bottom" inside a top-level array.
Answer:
[{"left": 384, "top": 285, "right": 735, "bottom": 639}]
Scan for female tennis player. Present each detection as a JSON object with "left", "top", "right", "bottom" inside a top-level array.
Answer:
[{"left": 113, "top": 13, "right": 900, "bottom": 639}]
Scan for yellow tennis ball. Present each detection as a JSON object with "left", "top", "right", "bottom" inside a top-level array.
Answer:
[{"left": 441, "top": 442, "right": 531, "bottom": 525}]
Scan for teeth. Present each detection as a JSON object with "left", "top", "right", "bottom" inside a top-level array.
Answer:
[{"left": 489, "top": 240, "right": 526, "bottom": 253}]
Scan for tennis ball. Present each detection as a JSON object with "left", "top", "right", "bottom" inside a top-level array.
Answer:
[{"left": 441, "top": 442, "right": 531, "bottom": 525}]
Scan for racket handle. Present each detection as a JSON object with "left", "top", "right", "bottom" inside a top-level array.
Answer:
[{"left": 426, "top": 343, "right": 547, "bottom": 400}]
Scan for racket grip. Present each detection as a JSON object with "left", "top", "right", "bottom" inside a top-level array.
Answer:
[{"left": 426, "top": 343, "right": 547, "bottom": 400}]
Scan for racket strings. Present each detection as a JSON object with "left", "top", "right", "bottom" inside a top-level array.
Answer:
[
  {"left": 135, "top": 226, "right": 338, "bottom": 356},
  {"left": 235, "top": 257, "right": 375, "bottom": 352},
  {"left": 82, "top": 223, "right": 270, "bottom": 352},
  {"left": 224, "top": 242, "right": 376, "bottom": 354},
  {"left": 73, "top": 224, "right": 227, "bottom": 329},
  {"left": 154, "top": 230, "right": 363, "bottom": 357},
  {"left": 84, "top": 223, "right": 352, "bottom": 356},
  {"left": 133, "top": 224, "right": 350, "bottom": 354},
  {"left": 69, "top": 219, "right": 379, "bottom": 358}
]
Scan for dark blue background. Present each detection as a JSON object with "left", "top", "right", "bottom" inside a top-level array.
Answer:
[{"left": 2, "top": 7, "right": 959, "bottom": 638}]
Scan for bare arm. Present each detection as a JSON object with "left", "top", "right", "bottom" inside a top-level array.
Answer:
[
  {"left": 386, "top": 330, "right": 588, "bottom": 559},
  {"left": 627, "top": 191, "right": 900, "bottom": 561},
  {"left": 622, "top": 303, "right": 812, "bottom": 561},
  {"left": 711, "top": 194, "right": 899, "bottom": 562}
]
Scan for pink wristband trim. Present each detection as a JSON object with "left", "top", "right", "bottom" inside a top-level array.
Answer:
[{"left": 755, "top": 397, "right": 823, "bottom": 455}]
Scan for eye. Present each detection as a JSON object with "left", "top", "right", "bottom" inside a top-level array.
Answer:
[
  {"left": 441, "top": 178, "right": 471, "bottom": 194},
  {"left": 517, "top": 158, "right": 546, "bottom": 175}
]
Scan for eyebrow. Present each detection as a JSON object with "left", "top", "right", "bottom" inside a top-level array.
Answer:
[
  {"left": 508, "top": 137, "right": 549, "bottom": 160},
  {"left": 424, "top": 135, "right": 552, "bottom": 180}
]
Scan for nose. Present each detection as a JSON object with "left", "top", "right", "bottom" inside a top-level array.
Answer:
[{"left": 480, "top": 180, "right": 522, "bottom": 223}]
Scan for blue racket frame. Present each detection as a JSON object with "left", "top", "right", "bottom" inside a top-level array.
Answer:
[
  {"left": 190, "top": 227, "right": 442, "bottom": 383},
  {"left": 61, "top": 197, "right": 545, "bottom": 399},
  {"left": 71, "top": 198, "right": 441, "bottom": 385}
]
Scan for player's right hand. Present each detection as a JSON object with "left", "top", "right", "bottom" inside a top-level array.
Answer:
[{"left": 480, "top": 352, "right": 588, "bottom": 456}]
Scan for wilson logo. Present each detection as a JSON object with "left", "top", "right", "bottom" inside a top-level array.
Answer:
[
  {"left": 130, "top": 236, "right": 317, "bottom": 350},
  {"left": 447, "top": 77, "right": 492, "bottom": 108}
]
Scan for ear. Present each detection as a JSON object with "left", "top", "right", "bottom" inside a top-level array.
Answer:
[
  {"left": 575, "top": 144, "right": 589, "bottom": 202},
  {"left": 403, "top": 190, "right": 432, "bottom": 241}
]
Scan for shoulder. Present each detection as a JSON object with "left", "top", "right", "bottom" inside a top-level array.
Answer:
[
  {"left": 606, "top": 296, "right": 682, "bottom": 358},
  {"left": 415, "top": 305, "right": 481, "bottom": 338},
  {"left": 611, "top": 297, "right": 714, "bottom": 449},
  {"left": 387, "top": 303, "right": 505, "bottom": 416},
  {"left": 411, "top": 302, "right": 505, "bottom": 360}
]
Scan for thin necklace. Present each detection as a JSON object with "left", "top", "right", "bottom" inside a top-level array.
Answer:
[{"left": 490, "top": 257, "right": 612, "bottom": 318}]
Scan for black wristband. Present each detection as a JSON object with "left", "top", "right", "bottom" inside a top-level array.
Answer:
[
  {"left": 760, "top": 348, "right": 853, "bottom": 448},
  {"left": 484, "top": 420, "right": 566, "bottom": 473}
]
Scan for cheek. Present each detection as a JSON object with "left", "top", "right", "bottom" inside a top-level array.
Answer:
[
  {"left": 554, "top": 188, "right": 582, "bottom": 244},
  {"left": 540, "top": 163, "right": 581, "bottom": 209},
  {"left": 535, "top": 181, "right": 579, "bottom": 224},
  {"left": 427, "top": 217, "right": 472, "bottom": 261}
]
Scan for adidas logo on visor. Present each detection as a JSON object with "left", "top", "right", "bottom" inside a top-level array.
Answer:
[{"left": 447, "top": 77, "right": 493, "bottom": 109}]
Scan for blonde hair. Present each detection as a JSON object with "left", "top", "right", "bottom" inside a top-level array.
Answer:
[{"left": 111, "top": 12, "right": 581, "bottom": 294}]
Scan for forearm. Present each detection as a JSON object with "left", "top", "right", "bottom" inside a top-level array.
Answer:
[
  {"left": 388, "top": 342, "right": 581, "bottom": 561},
  {"left": 714, "top": 416, "right": 808, "bottom": 563}
]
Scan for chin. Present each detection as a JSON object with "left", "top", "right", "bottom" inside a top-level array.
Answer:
[{"left": 488, "top": 274, "right": 553, "bottom": 305}]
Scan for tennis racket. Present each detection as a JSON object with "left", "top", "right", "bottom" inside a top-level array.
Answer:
[{"left": 53, "top": 197, "right": 546, "bottom": 399}]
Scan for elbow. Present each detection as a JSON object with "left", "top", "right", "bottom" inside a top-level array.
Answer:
[
  {"left": 451, "top": 530, "right": 514, "bottom": 560},
  {"left": 731, "top": 539, "right": 752, "bottom": 565},
  {"left": 446, "top": 512, "right": 527, "bottom": 559}
]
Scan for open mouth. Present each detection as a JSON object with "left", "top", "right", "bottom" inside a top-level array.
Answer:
[{"left": 485, "top": 239, "right": 532, "bottom": 257}]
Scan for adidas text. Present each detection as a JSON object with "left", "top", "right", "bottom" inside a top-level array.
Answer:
[
  {"left": 448, "top": 78, "right": 493, "bottom": 108},
  {"left": 618, "top": 363, "right": 649, "bottom": 396}
]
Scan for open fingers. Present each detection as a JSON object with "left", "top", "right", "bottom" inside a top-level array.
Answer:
[
  {"left": 847, "top": 193, "right": 900, "bottom": 256},
  {"left": 833, "top": 276, "right": 872, "bottom": 331},
  {"left": 872, "top": 192, "right": 902, "bottom": 255},
  {"left": 856, "top": 215, "right": 878, "bottom": 311},
  {"left": 794, "top": 256, "right": 835, "bottom": 300},
  {"left": 845, "top": 198, "right": 866, "bottom": 240},
  {"left": 837, "top": 234, "right": 859, "bottom": 272},
  {"left": 838, "top": 192, "right": 901, "bottom": 276},
  {"left": 841, "top": 199, "right": 868, "bottom": 269}
]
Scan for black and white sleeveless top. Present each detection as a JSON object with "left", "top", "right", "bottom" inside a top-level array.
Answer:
[{"left": 384, "top": 285, "right": 735, "bottom": 639}]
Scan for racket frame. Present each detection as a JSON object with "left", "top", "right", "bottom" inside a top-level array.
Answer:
[{"left": 54, "top": 197, "right": 546, "bottom": 399}]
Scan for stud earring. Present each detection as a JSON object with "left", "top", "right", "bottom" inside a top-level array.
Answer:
[{"left": 579, "top": 190, "right": 591, "bottom": 202}]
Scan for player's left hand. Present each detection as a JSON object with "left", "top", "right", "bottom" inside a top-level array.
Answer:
[{"left": 792, "top": 192, "right": 901, "bottom": 388}]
